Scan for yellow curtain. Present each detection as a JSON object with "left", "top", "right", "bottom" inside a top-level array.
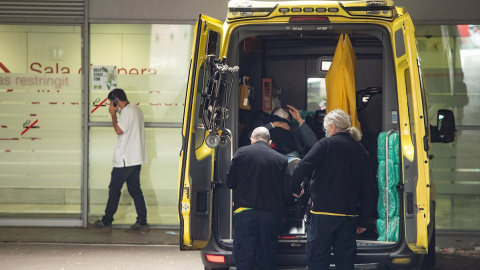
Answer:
[{"left": 325, "top": 34, "right": 361, "bottom": 130}]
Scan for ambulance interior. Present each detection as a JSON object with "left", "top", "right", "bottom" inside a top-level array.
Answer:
[{"left": 214, "top": 24, "right": 402, "bottom": 248}]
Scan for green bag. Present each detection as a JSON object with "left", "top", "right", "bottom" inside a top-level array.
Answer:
[
  {"left": 377, "top": 131, "right": 400, "bottom": 242},
  {"left": 376, "top": 216, "right": 399, "bottom": 242}
]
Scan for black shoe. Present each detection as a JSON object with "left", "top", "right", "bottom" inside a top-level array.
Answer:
[
  {"left": 125, "top": 222, "right": 150, "bottom": 233},
  {"left": 93, "top": 219, "right": 112, "bottom": 233}
]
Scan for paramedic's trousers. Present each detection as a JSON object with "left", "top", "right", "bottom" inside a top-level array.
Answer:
[
  {"left": 233, "top": 209, "right": 281, "bottom": 270},
  {"left": 306, "top": 214, "right": 357, "bottom": 270},
  {"left": 102, "top": 165, "right": 147, "bottom": 225}
]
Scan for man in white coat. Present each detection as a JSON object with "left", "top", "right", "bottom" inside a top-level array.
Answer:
[{"left": 93, "top": 88, "right": 149, "bottom": 233}]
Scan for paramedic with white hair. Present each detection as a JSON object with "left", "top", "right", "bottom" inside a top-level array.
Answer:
[{"left": 291, "top": 109, "right": 375, "bottom": 270}]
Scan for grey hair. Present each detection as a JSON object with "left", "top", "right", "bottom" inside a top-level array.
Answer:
[
  {"left": 323, "top": 109, "right": 362, "bottom": 141},
  {"left": 251, "top": 127, "right": 270, "bottom": 142}
]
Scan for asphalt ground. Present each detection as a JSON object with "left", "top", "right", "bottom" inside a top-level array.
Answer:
[
  {"left": 0, "top": 243, "right": 201, "bottom": 270},
  {"left": 1, "top": 242, "right": 479, "bottom": 270},
  {"left": 0, "top": 227, "right": 479, "bottom": 269}
]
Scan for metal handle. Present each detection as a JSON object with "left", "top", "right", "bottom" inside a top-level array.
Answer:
[
  {"left": 222, "top": 128, "right": 233, "bottom": 161},
  {"left": 220, "top": 128, "right": 235, "bottom": 241},
  {"left": 385, "top": 129, "right": 396, "bottom": 242},
  {"left": 194, "top": 123, "right": 205, "bottom": 129}
]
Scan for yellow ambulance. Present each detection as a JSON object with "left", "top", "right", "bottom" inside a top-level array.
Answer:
[{"left": 178, "top": 1, "right": 456, "bottom": 269}]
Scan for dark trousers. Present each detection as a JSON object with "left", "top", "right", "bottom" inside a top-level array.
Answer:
[
  {"left": 102, "top": 165, "right": 147, "bottom": 225},
  {"left": 233, "top": 209, "right": 281, "bottom": 270},
  {"left": 306, "top": 214, "right": 357, "bottom": 270}
]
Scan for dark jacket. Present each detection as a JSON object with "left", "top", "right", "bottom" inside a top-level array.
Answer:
[
  {"left": 226, "top": 140, "right": 291, "bottom": 219},
  {"left": 250, "top": 111, "right": 317, "bottom": 156},
  {"left": 292, "top": 132, "right": 375, "bottom": 227}
]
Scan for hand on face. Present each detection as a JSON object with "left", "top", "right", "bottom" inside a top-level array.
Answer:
[{"left": 108, "top": 99, "right": 118, "bottom": 115}]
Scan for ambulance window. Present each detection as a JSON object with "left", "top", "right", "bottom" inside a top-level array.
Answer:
[
  {"left": 318, "top": 58, "right": 332, "bottom": 76},
  {"left": 206, "top": 30, "right": 220, "bottom": 56},
  {"left": 405, "top": 68, "right": 416, "bottom": 140},
  {"left": 395, "top": 28, "right": 406, "bottom": 58},
  {"left": 417, "top": 56, "right": 430, "bottom": 150},
  {"left": 307, "top": 78, "right": 327, "bottom": 111},
  {"left": 307, "top": 57, "right": 331, "bottom": 110}
]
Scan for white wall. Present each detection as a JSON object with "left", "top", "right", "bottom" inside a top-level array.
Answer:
[
  {"left": 89, "top": 0, "right": 480, "bottom": 25},
  {"left": 88, "top": 0, "right": 230, "bottom": 23}
]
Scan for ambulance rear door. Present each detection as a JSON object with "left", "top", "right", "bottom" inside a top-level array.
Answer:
[
  {"left": 392, "top": 12, "right": 430, "bottom": 253},
  {"left": 178, "top": 15, "right": 224, "bottom": 250}
]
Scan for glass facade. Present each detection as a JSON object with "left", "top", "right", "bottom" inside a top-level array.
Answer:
[
  {"left": 0, "top": 25, "right": 83, "bottom": 218},
  {"left": 416, "top": 25, "right": 480, "bottom": 230},
  {"left": 0, "top": 23, "right": 193, "bottom": 226},
  {"left": 89, "top": 127, "right": 182, "bottom": 225},
  {"left": 89, "top": 24, "right": 191, "bottom": 123}
]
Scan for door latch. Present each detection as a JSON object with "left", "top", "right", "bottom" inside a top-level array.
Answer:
[{"left": 211, "top": 181, "right": 223, "bottom": 190}]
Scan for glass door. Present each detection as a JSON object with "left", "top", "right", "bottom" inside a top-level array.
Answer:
[
  {"left": 0, "top": 25, "right": 83, "bottom": 223},
  {"left": 88, "top": 24, "right": 194, "bottom": 226}
]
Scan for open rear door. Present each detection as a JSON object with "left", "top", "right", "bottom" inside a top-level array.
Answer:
[
  {"left": 178, "top": 15, "right": 224, "bottom": 250},
  {"left": 392, "top": 13, "right": 430, "bottom": 253}
]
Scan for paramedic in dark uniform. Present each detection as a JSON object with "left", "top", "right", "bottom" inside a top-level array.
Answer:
[
  {"left": 292, "top": 109, "right": 374, "bottom": 270},
  {"left": 226, "top": 126, "right": 291, "bottom": 270},
  {"left": 93, "top": 88, "right": 149, "bottom": 233}
]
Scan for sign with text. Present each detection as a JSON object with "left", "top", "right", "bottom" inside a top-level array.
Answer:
[
  {"left": 0, "top": 73, "right": 82, "bottom": 90},
  {"left": 91, "top": 65, "right": 117, "bottom": 91}
]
